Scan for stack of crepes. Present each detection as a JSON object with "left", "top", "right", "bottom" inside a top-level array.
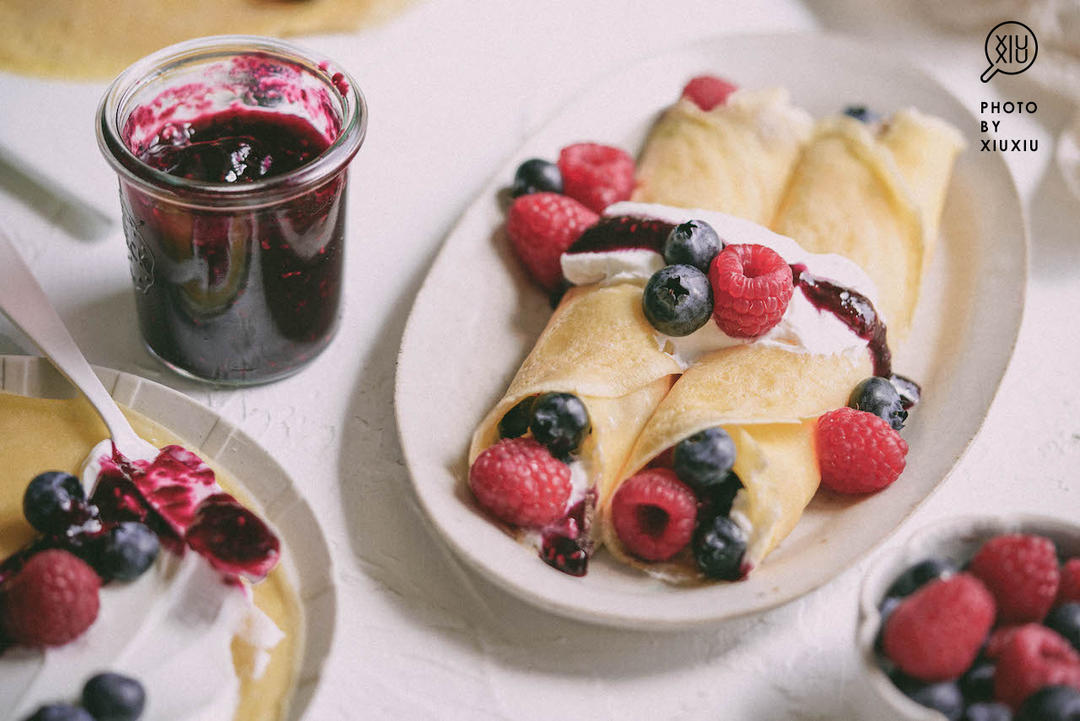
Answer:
[{"left": 471, "top": 85, "right": 964, "bottom": 581}]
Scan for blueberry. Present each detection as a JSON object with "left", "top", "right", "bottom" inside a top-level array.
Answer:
[
  {"left": 498, "top": 396, "right": 536, "bottom": 439},
  {"left": 83, "top": 672, "right": 146, "bottom": 721},
  {"left": 889, "top": 374, "right": 922, "bottom": 409},
  {"left": 849, "top": 376, "right": 907, "bottom": 431},
  {"left": 642, "top": 265, "right": 713, "bottom": 337},
  {"left": 890, "top": 672, "right": 964, "bottom": 721},
  {"left": 529, "top": 392, "right": 590, "bottom": 457},
  {"left": 511, "top": 158, "right": 562, "bottom": 197},
  {"left": 1045, "top": 603, "right": 1080, "bottom": 652},
  {"left": 693, "top": 514, "right": 747, "bottom": 581},
  {"left": 885, "top": 557, "right": 959, "bottom": 598},
  {"left": 959, "top": 658, "right": 996, "bottom": 702},
  {"left": 93, "top": 522, "right": 160, "bottom": 582},
  {"left": 696, "top": 471, "right": 742, "bottom": 519},
  {"left": 963, "top": 702, "right": 1012, "bottom": 721},
  {"left": 24, "top": 471, "right": 88, "bottom": 535},
  {"left": 24, "top": 705, "right": 95, "bottom": 721},
  {"left": 673, "top": 427, "right": 736, "bottom": 496},
  {"left": 844, "top": 105, "right": 880, "bottom": 123},
  {"left": 1016, "top": 685, "right": 1080, "bottom": 721},
  {"left": 662, "top": 220, "right": 722, "bottom": 272}
]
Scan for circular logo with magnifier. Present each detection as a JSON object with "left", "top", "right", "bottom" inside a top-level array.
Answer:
[{"left": 981, "top": 21, "right": 1038, "bottom": 83}]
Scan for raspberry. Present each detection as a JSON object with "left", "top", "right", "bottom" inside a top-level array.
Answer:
[
  {"left": 506, "top": 192, "right": 598, "bottom": 291},
  {"left": 985, "top": 625, "right": 1023, "bottom": 660},
  {"left": 681, "top": 75, "right": 738, "bottom": 111},
  {"left": 1, "top": 549, "right": 100, "bottom": 647},
  {"left": 610, "top": 468, "right": 697, "bottom": 561},
  {"left": 469, "top": 438, "right": 571, "bottom": 528},
  {"left": 1059, "top": 559, "right": 1080, "bottom": 605},
  {"left": 708, "top": 244, "right": 794, "bottom": 338},
  {"left": 994, "top": 624, "right": 1080, "bottom": 709},
  {"left": 816, "top": 407, "right": 908, "bottom": 494},
  {"left": 970, "top": 534, "right": 1060, "bottom": 623},
  {"left": 556, "top": 142, "right": 635, "bottom": 213},
  {"left": 882, "top": 573, "right": 996, "bottom": 682}
]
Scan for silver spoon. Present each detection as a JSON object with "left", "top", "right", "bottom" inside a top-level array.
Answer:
[{"left": 0, "top": 230, "right": 157, "bottom": 477}]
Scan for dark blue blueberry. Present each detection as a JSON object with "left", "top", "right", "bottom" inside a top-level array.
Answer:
[
  {"left": 662, "top": 220, "right": 722, "bottom": 272},
  {"left": 885, "top": 557, "right": 959, "bottom": 598},
  {"left": 844, "top": 105, "right": 880, "bottom": 123},
  {"left": 849, "top": 376, "right": 907, "bottom": 430},
  {"left": 529, "top": 392, "right": 590, "bottom": 458},
  {"left": 963, "top": 702, "right": 1012, "bottom": 721},
  {"left": 24, "top": 705, "right": 94, "bottom": 721},
  {"left": 890, "top": 672, "right": 964, "bottom": 721},
  {"left": 1045, "top": 603, "right": 1080, "bottom": 652},
  {"left": 959, "top": 658, "right": 996, "bottom": 702},
  {"left": 511, "top": 158, "right": 562, "bottom": 197},
  {"left": 696, "top": 471, "right": 742, "bottom": 520},
  {"left": 642, "top": 264, "right": 713, "bottom": 337},
  {"left": 693, "top": 514, "right": 747, "bottom": 581},
  {"left": 83, "top": 672, "right": 146, "bottom": 721},
  {"left": 673, "top": 427, "right": 736, "bottom": 496},
  {"left": 23, "top": 471, "right": 88, "bottom": 535},
  {"left": 93, "top": 522, "right": 160, "bottom": 582},
  {"left": 498, "top": 396, "right": 536, "bottom": 439},
  {"left": 1016, "top": 685, "right": 1080, "bottom": 721}
]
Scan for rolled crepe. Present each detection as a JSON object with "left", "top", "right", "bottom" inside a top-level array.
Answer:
[
  {"left": 470, "top": 283, "right": 681, "bottom": 552},
  {"left": 633, "top": 88, "right": 813, "bottom": 225},
  {"left": 771, "top": 110, "right": 963, "bottom": 337},
  {"left": 600, "top": 345, "right": 872, "bottom": 581}
]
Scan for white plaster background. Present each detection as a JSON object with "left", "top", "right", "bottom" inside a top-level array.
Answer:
[{"left": 0, "top": 1, "right": 1076, "bottom": 719}]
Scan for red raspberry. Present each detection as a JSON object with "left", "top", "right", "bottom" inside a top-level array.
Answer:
[
  {"left": 816, "top": 407, "right": 908, "bottom": 494},
  {"left": 1, "top": 549, "right": 100, "bottom": 647},
  {"left": 994, "top": 623, "right": 1080, "bottom": 709},
  {"left": 1059, "top": 558, "right": 1080, "bottom": 605},
  {"left": 556, "top": 142, "right": 635, "bottom": 213},
  {"left": 469, "top": 438, "right": 571, "bottom": 528},
  {"left": 708, "top": 244, "right": 794, "bottom": 338},
  {"left": 507, "top": 192, "right": 598, "bottom": 291},
  {"left": 882, "top": 573, "right": 996, "bottom": 682},
  {"left": 970, "top": 534, "right": 1060, "bottom": 623},
  {"left": 610, "top": 468, "right": 697, "bottom": 562},
  {"left": 985, "top": 625, "right": 1023, "bottom": 660},
  {"left": 681, "top": 74, "right": 738, "bottom": 111}
]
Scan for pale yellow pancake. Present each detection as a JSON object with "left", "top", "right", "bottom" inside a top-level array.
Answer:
[
  {"left": 0, "top": 0, "right": 412, "bottom": 79},
  {"left": 0, "top": 391, "right": 299, "bottom": 721},
  {"left": 633, "top": 88, "right": 813, "bottom": 225}
]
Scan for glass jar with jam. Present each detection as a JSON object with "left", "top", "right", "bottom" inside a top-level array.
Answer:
[{"left": 97, "top": 35, "right": 366, "bottom": 384}]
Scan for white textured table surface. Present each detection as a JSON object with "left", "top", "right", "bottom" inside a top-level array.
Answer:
[{"left": 0, "top": 2, "right": 1077, "bottom": 719}]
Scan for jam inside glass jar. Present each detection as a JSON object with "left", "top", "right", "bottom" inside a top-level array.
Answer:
[{"left": 97, "top": 36, "right": 367, "bottom": 384}]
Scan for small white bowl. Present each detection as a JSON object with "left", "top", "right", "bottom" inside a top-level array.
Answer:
[{"left": 854, "top": 513, "right": 1080, "bottom": 720}]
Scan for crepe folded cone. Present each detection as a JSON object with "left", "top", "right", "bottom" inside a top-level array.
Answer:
[
  {"left": 771, "top": 110, "right": 964, "bottom": 337},
  {"left": 600, "top": 345, "right": 872, "bottom": 581},
  {"left": 469, "top": 283, "right": 681, "bottom": 568},
  {"left": 632, "top": 88, "right": 813, "bottom": 225}
]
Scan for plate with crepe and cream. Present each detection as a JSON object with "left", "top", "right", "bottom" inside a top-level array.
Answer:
[{"left": 395, "top": 34, "right": 1026, "bottom": 627}]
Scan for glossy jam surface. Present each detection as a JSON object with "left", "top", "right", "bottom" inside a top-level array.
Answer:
[
  {"left": 540, "top": 493, "right": 593, "bottom": 577},
  {"left": 124, "top": 108, "right": 345, "bottom": 383},
  {"left": 567, "top": 215, "right": 675, "bottom": 255}
]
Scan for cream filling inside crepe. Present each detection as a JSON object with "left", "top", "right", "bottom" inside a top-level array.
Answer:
[{"left": 562, "top": 201, "right": 881, "bottom": 369}]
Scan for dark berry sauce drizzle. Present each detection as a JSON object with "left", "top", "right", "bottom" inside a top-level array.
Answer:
[
  {"left": 790, "top": 263, "right": 920, "bottom": 405},
  {"left": 567, "top": 215, "right": 675, "bottom": 255},
  {"left": 539, "top": 490, "right": 595, "bottom": 577}
]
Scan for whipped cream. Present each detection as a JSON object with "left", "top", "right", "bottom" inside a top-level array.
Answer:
[
  {"left": 0, "top": 441, "right": 283, "bottom": 721},
  {"left": 565, "top": 201, "right": 882, "bottom": 368}
]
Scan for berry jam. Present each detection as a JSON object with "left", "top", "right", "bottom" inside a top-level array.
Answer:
[
  {"left": 566, "top": 215, "right": 675, "bottom": 255},
  {"left": 123, "top": 108, "right": 346, "bottom": 383},
  {"left": 540, "top": 493, "right": 594, "bottom": 577}
]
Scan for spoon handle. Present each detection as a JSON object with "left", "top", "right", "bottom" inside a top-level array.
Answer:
[{"left": 0, "top": 231, "right": 138, "bottom": 447}]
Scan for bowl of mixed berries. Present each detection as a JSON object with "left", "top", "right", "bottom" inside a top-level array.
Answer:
[{"left": 856, "top": 515, "right": 1080, "bottom": 721}]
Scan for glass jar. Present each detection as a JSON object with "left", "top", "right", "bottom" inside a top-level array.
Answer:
[{"left": 97, "top": 35, "right": 367, "bottom": 385}]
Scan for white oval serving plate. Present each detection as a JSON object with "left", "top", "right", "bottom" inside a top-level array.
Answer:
[
  {"left": 395, "top": 33, "right": 1027, "bottom": 628},
  {"left": 0, "top": 354, "right": 336, "bottom": 720}
]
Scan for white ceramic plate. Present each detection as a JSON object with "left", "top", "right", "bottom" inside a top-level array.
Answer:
[
  {"left": 0, "top": 354, "right": 335, "bottom": 720},
  {"left": 395, "top": 33, "right": 1027, "bottom": 628}
]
